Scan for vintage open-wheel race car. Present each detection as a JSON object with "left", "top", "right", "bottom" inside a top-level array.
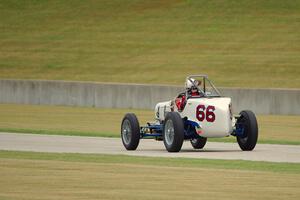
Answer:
[{"left": 121, "top": 75, "right": 258, "bottom": 152}]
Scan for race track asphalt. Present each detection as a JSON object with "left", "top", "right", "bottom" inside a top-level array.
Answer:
[{"left": 0, "top": 132, "right": 299, "bottom": 163}]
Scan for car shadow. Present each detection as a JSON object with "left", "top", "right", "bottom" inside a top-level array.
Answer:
[
  {"left": 139, "top": 148, "right": 241, "bottom": 153},
  {"left": 180, "top": 149, "right": 241, "bottom": 153}
]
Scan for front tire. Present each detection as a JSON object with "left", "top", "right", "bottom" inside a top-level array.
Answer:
[
  {"left": 236, "top": 110, "right": 258, "bottom": 151},
  {"left": 163, "top": 112, "right": 184, "bottom": 152},
  {"left": 121, "top": 113, "right": 140, "bottom": 150},
  {"left": 190, "top": 136, "right": 207, "bottom": 149}
]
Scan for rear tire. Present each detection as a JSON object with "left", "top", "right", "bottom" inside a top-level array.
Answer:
[
  {"left": 236, "top": 110, "right": 258, "bottom": 151},
  {"left": 163, "top": 112, "right": 184, "bottom": 152},
  {"left": 121, "top": 113, "right": 140, "bottom": 150},
  {"left": 190, "top": 136, "right": 207, "bottom": 149}
]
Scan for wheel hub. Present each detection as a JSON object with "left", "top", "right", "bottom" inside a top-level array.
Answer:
[
  {"left": 164, "top": 119, "right": 174, "bottom": 146},
  {"left": 122, "top": 119, "right": 132, "bottom": 145}
]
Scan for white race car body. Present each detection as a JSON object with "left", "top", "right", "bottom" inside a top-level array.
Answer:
[
  {"left": 155, "top": 97, "right": 233, "bottom": 138},
  {"left": 122, "top": 75, "right": 258, "bottom": 152}
]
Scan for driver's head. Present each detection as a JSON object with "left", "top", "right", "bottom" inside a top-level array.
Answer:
[
  {"left": 185, "top": 78, "right": 200, "bottom": 93},
  {"left": 191, "top": 86, "right": 198, "bottom": 93}
]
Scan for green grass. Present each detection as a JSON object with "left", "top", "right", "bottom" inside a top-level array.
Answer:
[
  {"left": 0, "top": 127, "right": 117, "bottom": 138},
  {"left": 0, "top": 151, "right": 299, "bottom": 200},
  {"left": 0, "top": 0, "right": 299, "bottom": 88},
  {"left": 0, "top": 151, "right": 299, "bottom": 174},
  {"left": 0, "top": 104, "right": 299, "bottom": 145}
]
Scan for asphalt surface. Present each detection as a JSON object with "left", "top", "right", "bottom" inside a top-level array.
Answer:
[{"left": 0, "top": 132, "right": 299, "bottom": 163}]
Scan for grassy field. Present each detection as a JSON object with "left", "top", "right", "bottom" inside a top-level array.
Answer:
[
  {"left": 0, "top": 0, "right": 299, "bottom": 88},
  {"left": 0, "top": 151, "right": 299, "bottom": 200},
  {"left": 0, "top": 104, "right": 299, "bottom": 145}
]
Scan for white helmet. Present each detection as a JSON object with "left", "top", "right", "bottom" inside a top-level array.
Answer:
[{"left": 185, "top": 78, "right": 199, "bottom": 90}]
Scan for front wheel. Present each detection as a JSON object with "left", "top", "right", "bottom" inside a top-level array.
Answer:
[
  {"left": 236, "top": 110, "right": 258, "bottom": 151},
  {"left": 163, "top": 112, "right": 184, "bottom": 152},
  {"left": 121, "top": 113, "right": 140, "bottom": 150}
]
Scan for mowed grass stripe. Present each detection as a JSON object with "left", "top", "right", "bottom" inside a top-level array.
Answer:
[
  {"left": 0, "top": 104, "right": 299, "bottom": 145},
  {"left": 0, "top": 151, "right": 299, "bottom": 200},
  {"left": 0, "top": 0, "right": 299, "bottom": 88},
  {"left": 0, "top": 150, "right": 299, "bottom": 174}
]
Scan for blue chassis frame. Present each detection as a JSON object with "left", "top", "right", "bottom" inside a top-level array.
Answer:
[{"left": 139, "top": 117, "right": 245, "bottom": 140}]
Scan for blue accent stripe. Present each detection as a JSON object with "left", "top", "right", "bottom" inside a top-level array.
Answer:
[{"left": 185, "top": 120, "right": 200, "bottom": 128}]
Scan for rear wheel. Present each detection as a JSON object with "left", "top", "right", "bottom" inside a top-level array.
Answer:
[
  {"left": 190, "top": 136, "right": 207, "bottom": 149},
  {"left": 163, "top": 112, "right": 184, "bottom": 152},
  {"left": 236, "top": 110, "right": 258, "bottom": 151},
  {"left": 121, "top": 113, "right": 140, "bottom": 150}
]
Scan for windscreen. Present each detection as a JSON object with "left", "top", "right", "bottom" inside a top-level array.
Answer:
[
  {"left": 203, "top": 78, "right": 221, "bottom": 97},
  {"left": 188, "top": 76, "right": 221, "bottom": 97}
]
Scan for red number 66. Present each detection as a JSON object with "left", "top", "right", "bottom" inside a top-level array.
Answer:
[{"left": 196, "top": 105, "right": 216, "bottom": 122}]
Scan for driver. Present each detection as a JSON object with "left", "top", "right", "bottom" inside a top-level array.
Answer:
[
  {"left": 175, "top": 78, "right": 203, "bottom": 111},
  {"left": 187, "top": 78, "right": 202, "bottom": 96}
]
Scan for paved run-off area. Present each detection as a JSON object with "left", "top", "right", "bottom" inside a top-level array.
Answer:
[{"left": 1, "top": 132, "right": 299, "bottom": 163}]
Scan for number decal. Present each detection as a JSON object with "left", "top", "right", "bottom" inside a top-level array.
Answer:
[
  {"left": 196, "top": 105, "right": 216, "bottom": 122},
  {"left": 196, "top": 105, "right": 205, "bottom": 121},
  {"left": 206, "top": 105, "right": 216, "bottom": 122}
]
